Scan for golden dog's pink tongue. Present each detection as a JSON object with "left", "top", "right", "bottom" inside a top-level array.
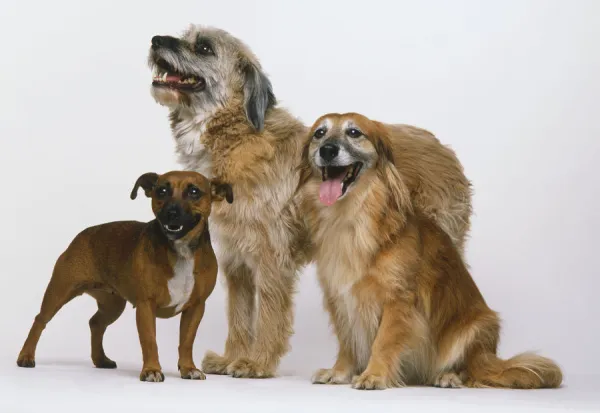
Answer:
[{"left": 319, "top": 178, "right": 343, "bottom": 206}]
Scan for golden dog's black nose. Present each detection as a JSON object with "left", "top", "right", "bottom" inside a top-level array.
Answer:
[
  {"left": 320, "top": 144, "right": 339, "bottom": 162},
  {"left": 151, "top": 35, "right": 179, "bottom": 50}
]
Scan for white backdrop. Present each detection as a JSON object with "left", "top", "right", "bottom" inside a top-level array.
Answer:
[{"left": 1, "top": 0, "right": 598, "bottom": 386}]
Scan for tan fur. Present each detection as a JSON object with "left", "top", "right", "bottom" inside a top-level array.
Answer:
[
  {"left": 16, "top": 171, "right": 229, "bottom": 382},
  {"left": 149, "top": 27, "right": 474, "bottom": 378},
  {"left": 299, "top": 113, "right": 562, "bottom": 390}
]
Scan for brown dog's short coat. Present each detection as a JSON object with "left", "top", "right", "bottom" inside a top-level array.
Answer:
[{"left": 16, "top": 171, "right": 232, "bottom": 382}]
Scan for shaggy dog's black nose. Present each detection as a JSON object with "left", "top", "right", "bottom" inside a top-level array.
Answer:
[
  {"left": 152, "top": 35, "right": 179, "bottom": 50},
  {"left": 320, "top": 144, "right": 339, "bottom": 162}
]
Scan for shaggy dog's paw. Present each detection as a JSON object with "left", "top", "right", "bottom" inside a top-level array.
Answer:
[
  {"left": 312, "top": 368, "right": 353, "bottom": 385},
  {"left": 16, "top": 354, "right": 35, "bottom": 368},
  {"left": 351, "top": 373, "right": 390, "bottom": 390},
  {"left": 434, "top": 372, "right": 464, "bottom": 388},
  {"left": 201, "top": 351, "right": 233, "bottom": 375},
  {"left": 180, "top": 367, "right": 206, "bottom": 380},
  {"left": 139, "top": 369, "right": 165, "bottom": 382},
  {"left": 227, "top": 358, "right": 273, "bottom": 379}
]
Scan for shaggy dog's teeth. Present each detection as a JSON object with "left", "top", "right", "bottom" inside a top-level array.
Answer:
[{"left": 162, "top": 72, "right": 168, "bottom": 82}]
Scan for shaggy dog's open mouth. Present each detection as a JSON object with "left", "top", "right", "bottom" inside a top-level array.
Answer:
[
  {"left": 151, "top": 58, "right": 206, "bottom": 91},
  {"left": 319, "top": 162, "right": 363, "bottom": 206}
]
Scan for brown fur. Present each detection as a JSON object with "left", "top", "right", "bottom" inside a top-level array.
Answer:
[
  {"left": 149, "top": 26, "right": 474, "bottom": 378},
  {"left": 16, "top": 171, "right": 231, "bottom": 382},
  {"left": 299, "top": 113, "right": 562, "bottom": 390}
]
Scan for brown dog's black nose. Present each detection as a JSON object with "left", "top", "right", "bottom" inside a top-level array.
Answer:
[
  {"left": 320, "top": 143, "right": 339, "bottom": 162},
  {"left": 151, "top": 35, "right": 179, "bottom": 50}
]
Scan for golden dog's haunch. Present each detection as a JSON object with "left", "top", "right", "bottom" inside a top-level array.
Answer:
[{"left": 298, "top": 113, "right": 562, "bottom": 390}]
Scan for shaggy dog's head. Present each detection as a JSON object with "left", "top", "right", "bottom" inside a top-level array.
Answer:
[
  {"left": 148, "top": 25, "right": 276, "bottom": 131},
  {"left": 299, "top": 113, "right": 411, "bottom": 211}
]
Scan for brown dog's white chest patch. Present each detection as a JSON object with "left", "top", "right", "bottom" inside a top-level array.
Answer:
[{"left": 168, "top": 252, "right": 195, "bottom": 313}]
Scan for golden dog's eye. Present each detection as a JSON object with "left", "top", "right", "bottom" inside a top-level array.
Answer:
[
  {"left": 347, "top": 128, "right": 362, "bottom": 138},
  {"left": 314, "top": 128, "right": 326, "bottom": 139}
]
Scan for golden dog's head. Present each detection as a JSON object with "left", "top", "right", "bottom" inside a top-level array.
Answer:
[{"left": 299, "top": 113, "right": 410, "bottom": 211}]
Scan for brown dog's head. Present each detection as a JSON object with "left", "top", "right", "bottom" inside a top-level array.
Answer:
[
  {"left": 130, "top": 171, "right": 233, "bottom": 241},
  {"left": 299, "top": 113, "right": 410, "bottom": 210}
]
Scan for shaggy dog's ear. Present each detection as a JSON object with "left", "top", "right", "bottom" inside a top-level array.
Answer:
[
  {"left": 373, "top": 123, "right": 413, "bottom": 214},
  {"left": 242, "top": 62, "right": 276, "bottom": 131}
]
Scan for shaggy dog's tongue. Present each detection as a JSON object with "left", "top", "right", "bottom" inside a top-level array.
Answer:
[{"left": 319, "top": 177, "right": 343, "bottom": 206}]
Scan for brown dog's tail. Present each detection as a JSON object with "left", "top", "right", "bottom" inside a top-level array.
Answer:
[{"left": 467, "top": 351, "right": 562, "bottom": 389}]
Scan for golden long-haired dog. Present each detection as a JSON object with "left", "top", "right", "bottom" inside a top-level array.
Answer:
[
  {"left": 148, "top": 25, "right": 473, "bottom": 378},
  {"left": 297, "top": 113, "right": 562, "bottom": 390}
]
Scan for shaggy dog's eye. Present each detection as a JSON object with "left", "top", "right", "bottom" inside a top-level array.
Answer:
[
  {"left": 314, "top": 128, "right": 326, "bottom": 139},
  {"left": 196, "top": 41, "right": 214, "bottom": 56},
  {"left": 347, "top": 128, "right": 362, "bottom": 138}
]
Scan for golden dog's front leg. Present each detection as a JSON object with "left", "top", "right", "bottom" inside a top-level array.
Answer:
[
  {"left": 136, "top": 301, "right": 163, "bottom": 382},
  {"left": 227, "top": 268, "right": 296, "bottom": 378},
  {"left": 352, "top": 300, "right": 412, "bottom": 390},
  {"left": 202, "top": 263, "right": 256, "bottom": 375},
  {"left": 313, "top": 345, "right": 356, "bottom": 385},
  {"left": 178, "top": 302, "right": 206, "bottom": 380}
]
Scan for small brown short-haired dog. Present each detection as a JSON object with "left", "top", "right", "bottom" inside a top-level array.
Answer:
[
  {"left": 16, "top": 171, "right": 232, "bottom": 382},
  {"left": 298, "top": 113, "right": 562, "bottom": 390}
]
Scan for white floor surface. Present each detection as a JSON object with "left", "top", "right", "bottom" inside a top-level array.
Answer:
[{"left": 1, "top": 357, "right": 598, "bottom": 413}]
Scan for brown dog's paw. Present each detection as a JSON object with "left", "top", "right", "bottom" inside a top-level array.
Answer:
[
  {"left": 93, "top": 356, "right": 117, "bottom": 369},
  {"left": 17, "top": 354, "right": 36, "bottom": 368},
  {"left": 312, "top": 368, "right": 352, "bottom": 385},
  {"left": 139, "top": 369, "right": 165, "bottom": 382},
  {"left": 180, "top": 367, "right": 206, "bottom": 380},
  {"left": 351, "top": 373, "right": 390, "bottom": 390},
  {"left": 434, "top": 372, "right": 464, "bottom": 388},
  {"left": 227, "top": 358, "right": 274, "bottom": 379},
  {"left": 201, "top": 350, "right": 233, "bottom": 375}
]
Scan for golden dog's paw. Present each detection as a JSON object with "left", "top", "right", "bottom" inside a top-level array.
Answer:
[
  {"left": 180, "top": 367, "right": 206, "bottom": 380},
  {"left": 16, "top": 354, "right": 35, "bottom": 368},
  {"left": 227, "top": 358, "right": 274, "bottom": 379},
  {"left": 201, "top": 350, "right": 233, "bottom": 375},
  {"left": 434, "top": 372, "right": 463, "bottom": 388},
  {"left": 351, "top": 373, "right": 391, "bottom": 390},
  {"left": 139, "top": 369, "right": 165, "bottom": 382},
  {"left": 312, "top": 368, "right": 352, "bottom": 385}
]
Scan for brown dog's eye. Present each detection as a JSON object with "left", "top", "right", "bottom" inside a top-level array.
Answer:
[
  {"left": 314, "top": 128, "right": 326, "bottom": 139},
  {"left": 156, "top": 187, "right": 168, "bottom": 199},
  {"left": 187, "top": 185, "right": 203, "bottom": 200},
  {"left": 347, "top": 128, "right": 362, "bottom": 138}
]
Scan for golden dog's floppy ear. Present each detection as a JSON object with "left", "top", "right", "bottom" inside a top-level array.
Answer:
[
  {"left": 242, "top": 60, "right": 276, "bottom": 132},
  {"left": 130, "top": 172, "right": 159, "bottom": 200},
  {"left": 295, "top": 137, "right": 314, "bottom": 194},
  {"left": 373, "top": 123, "right": 413, "bottom": 214},
  {"left": 211, "top": 180, "right": 234, "bottom": 204}
]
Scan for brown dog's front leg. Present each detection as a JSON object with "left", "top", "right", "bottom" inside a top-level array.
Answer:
[
  {"left": 135, "top": 300, "right": 163, "bottom": 382},
  {"left": 178, "top": 302, "right": 206, "bottom": 380}
]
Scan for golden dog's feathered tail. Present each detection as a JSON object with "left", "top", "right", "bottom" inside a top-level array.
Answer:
[{"left": 467, "top": 350, "right": 562, "bottom": 389}]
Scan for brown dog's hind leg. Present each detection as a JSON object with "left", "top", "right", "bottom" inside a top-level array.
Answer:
[
  {"left": 202, "top": 262, "right": 255, "bottom": 375},
  {"left": 17, "top": 258, "right": 82, "bottom": 368},
  {"left": 87, "top": 290, "right": 126, "bottom": 369}
]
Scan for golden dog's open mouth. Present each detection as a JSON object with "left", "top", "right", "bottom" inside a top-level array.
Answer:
[
  {"left": 151, "top": 59, "right": 206, "bottom": 91},
  {"left": 319, "top": 162, "right": 363, "bottom": 206}
]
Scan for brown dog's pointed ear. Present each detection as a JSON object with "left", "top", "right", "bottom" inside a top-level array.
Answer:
[
  {"left": 130, "top": 173, "right": 159, "bottom": 200},
  {"left": 211, "top": 181, "right": 233, "bottom": 204}
]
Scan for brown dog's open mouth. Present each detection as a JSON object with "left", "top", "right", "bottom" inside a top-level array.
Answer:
[
  {"left": 319, "top": 162, "right": 363, "bottom": 206},
  {"left": 151, "top": 59, "right": 206, "bottom": 91}
]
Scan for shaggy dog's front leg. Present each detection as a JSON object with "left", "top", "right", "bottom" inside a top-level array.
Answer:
[
  {"left": 202, "top": 262, "right": 255, "bottom": 375},
  {"left": 227, "top": 263, "right": 297, "bottom": 378}
]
